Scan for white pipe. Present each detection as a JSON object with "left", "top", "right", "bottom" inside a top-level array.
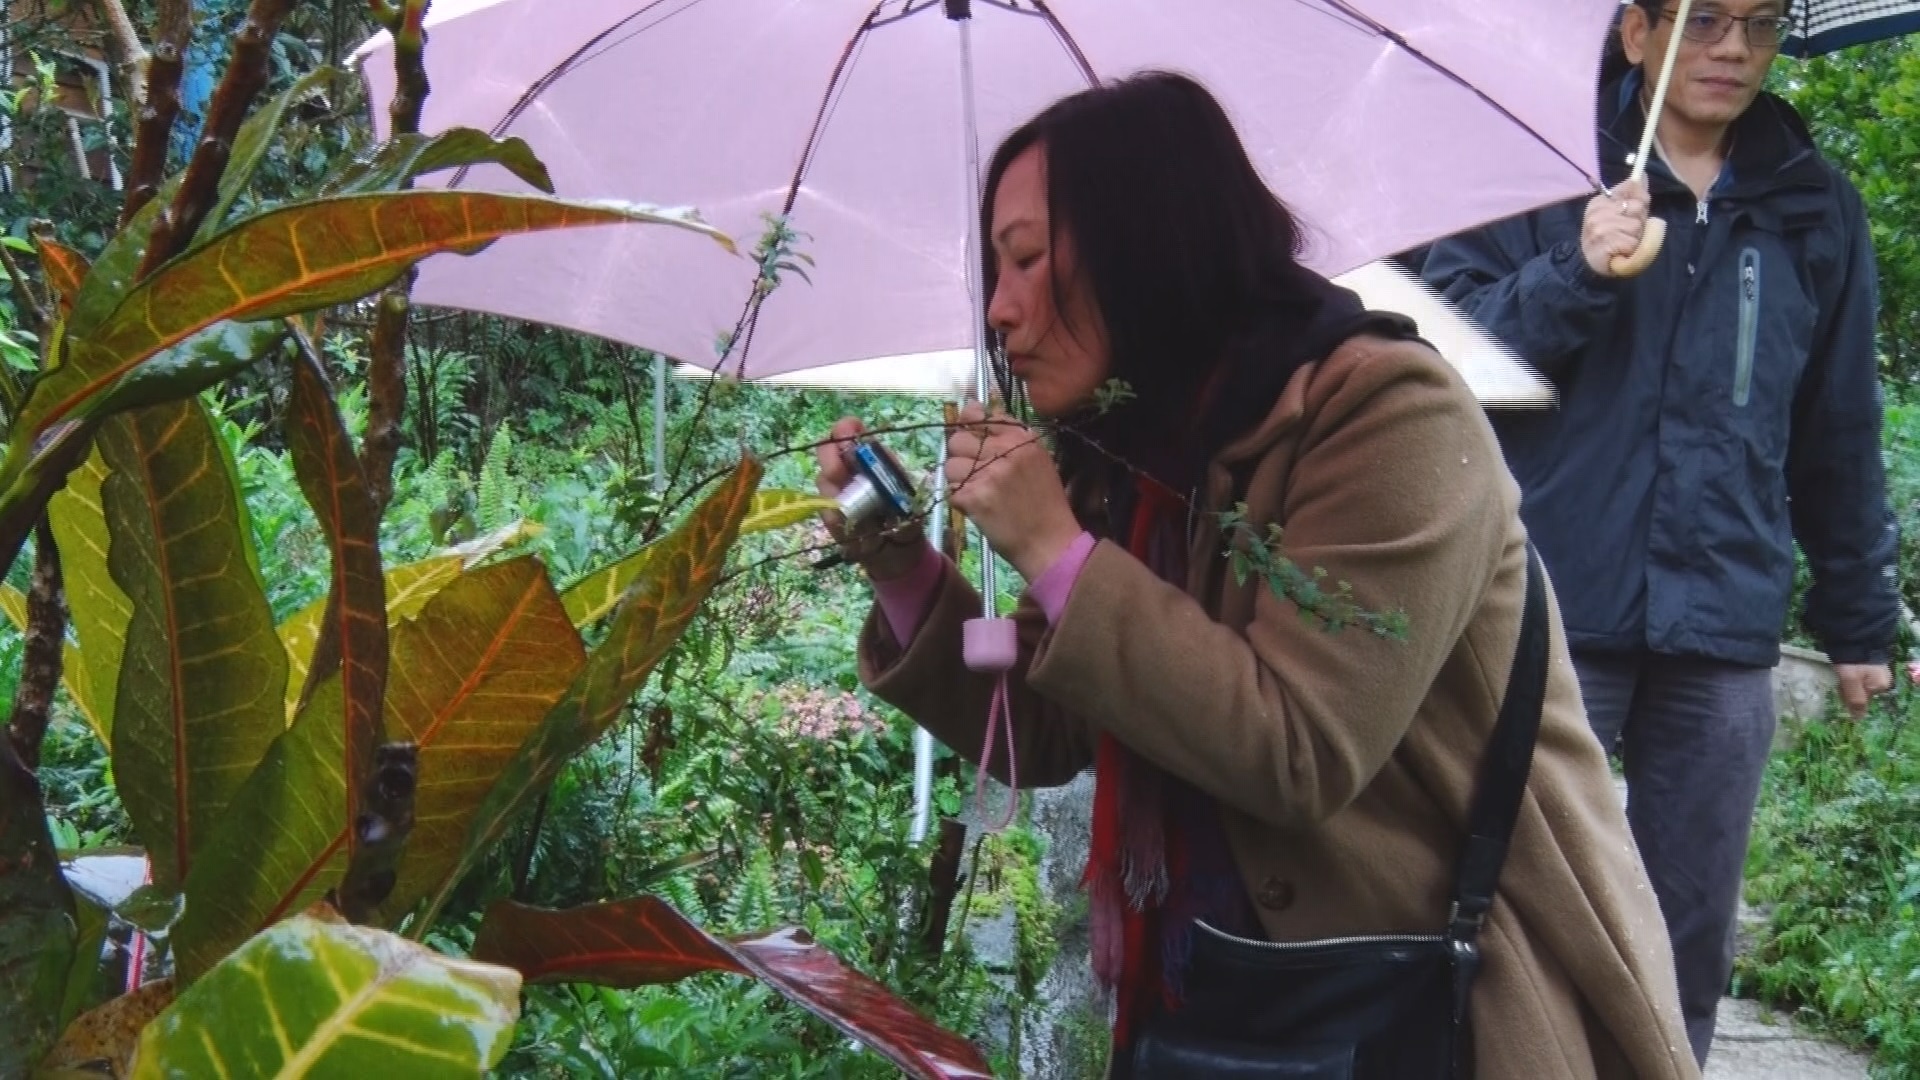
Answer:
[
  {"left": 1, "top": 0, "right": 13, "bottom": 194},
  {"left": 911, "top": 443, "right": 948, "bottom": 843},
  {"left": 652, "top": 351, "right": 666, "bottom": 493}
]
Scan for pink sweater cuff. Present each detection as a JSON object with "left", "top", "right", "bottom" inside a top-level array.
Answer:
[
  {"left": 872, "top": 545, "right": 946, "bottom": 644},
  {"left": 1028, "top": 531, "right": 1097, "bottom": 625}
]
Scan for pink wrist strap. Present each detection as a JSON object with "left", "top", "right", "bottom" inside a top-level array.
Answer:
[{"left": 964, "top": 616, "right": 1020, "bottom": 831}]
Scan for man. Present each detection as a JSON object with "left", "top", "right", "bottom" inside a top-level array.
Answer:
[{"left": 1422, "top": 0, "right": 1900, "bottom": 1067}]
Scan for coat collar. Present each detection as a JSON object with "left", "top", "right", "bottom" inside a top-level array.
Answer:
[{"left": 1597, "top": 68, "right": 1827, "bottom": 203}]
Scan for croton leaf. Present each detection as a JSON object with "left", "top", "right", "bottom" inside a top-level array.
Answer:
[
  {"left": 0, "top": 744, "right": 78, "bottom": 1076},
  {"left": 131, "top": 910, "right": 520, "bottom": 1078},
  {"left": 172, "top": 676, "right": 347, "bottom": 983},
  {"left": 12, "top": 192, "right": 734, "bottom": 454},
  {"left": 47, "top": 448, "right": 132, "bottom": 744},
  {"left": 284, "top": 341, "right": 388, "bottom": 850},
  {"left": 33, "top": 230, "right": 88, "bottom": 311},
  {"left": 40, "top": 979, "right": 176, "bottom": 1079},
  {"left": 278, "top": 519, "right": 544, "bottom": 724},
  {"left": 280, "top": 556, "right": 459, "bottom": 724},
  {"left": 558, "top": 542, "right": 658, "bottom": 629},
  {"left": 83, "top": 319, "right": 292, "bottom": 427},
  {"left": 740, "top": 488, "right": 839, "bottom": 537},
  {"left": 471, "top": 896, "right": 993, "bottom": 1080},
  {"left": 558, "top": 489, "right": 829, "bottom": 629},
  {"left": 374, "top": 556, "right": 585, "bottom": 925},
  {"left": 199, "top": 67, "right": 337, "bottom": 242},
  {"left": 415, "top": 458, "right": 762, "bottom": 931},
  {"left": 100, "top": 400, "right": 288, "bottom": 894},
  {"left": 323, "top": 127, "right": 554, "bottom": 196},
  {"left": 64, "top": 67, "right": 337, "bottom": 337}
]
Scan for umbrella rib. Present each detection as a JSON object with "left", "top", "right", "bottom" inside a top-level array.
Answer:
[
  {"left": 444, "top": 0, "right": 718, "bottom": 187},
  {"left": 1028, "top": 1, "right": 1100, "bottom": 87},
  {"left": 1319, "top": 0, "right": 1596, "bottom": 184}
]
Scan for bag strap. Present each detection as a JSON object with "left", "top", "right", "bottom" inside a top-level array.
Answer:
[{"left": 1446, "top": 542, "right": 1550, "bottom": 945}]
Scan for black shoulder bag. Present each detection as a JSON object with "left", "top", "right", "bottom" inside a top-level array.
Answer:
[{"left": 1127, "top": 544, "right": 1551, "bottom": 1080}]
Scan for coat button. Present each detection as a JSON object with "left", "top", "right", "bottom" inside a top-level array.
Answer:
[{"left": 1255, "top": 876, "right": 1296, "bottom": 911}]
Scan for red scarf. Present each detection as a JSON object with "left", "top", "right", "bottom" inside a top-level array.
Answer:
[{"left": 1082, "top": 475, "right": 1255, "bottom": 1048}]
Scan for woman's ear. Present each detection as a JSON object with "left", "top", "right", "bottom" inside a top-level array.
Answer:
[{"left": 1620, "top": 3, "right": 1652, "bottom": 66}]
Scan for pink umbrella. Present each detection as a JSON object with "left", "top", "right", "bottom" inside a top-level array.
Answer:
[{"left": 355, "top": 0, "right": 1620, "bottom": 384}]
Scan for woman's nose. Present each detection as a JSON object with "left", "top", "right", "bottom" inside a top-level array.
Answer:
[{"left": 987, "top": 282, "right": 1016, "bottom": 333}]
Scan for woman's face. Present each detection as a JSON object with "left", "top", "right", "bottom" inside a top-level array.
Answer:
[{"left": 986, "top": 145, "right": 1112, "bottom": 418}]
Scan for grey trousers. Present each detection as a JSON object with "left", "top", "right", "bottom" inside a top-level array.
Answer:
[{"left": 1570, "top": 650, "right": 1777, "bottom": 1069}]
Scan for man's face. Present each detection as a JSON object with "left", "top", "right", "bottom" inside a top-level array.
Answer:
[{"left": 1623, "top": 0, "right": 1785, "bottom": 128}]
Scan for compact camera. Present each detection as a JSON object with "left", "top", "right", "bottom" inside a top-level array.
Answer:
[{"left": 834, "top": 437, "right": 917, "bottom": 528}]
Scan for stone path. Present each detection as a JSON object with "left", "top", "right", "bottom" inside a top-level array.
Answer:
[{"left": 1705, "top": 997, "right": 1871, "bottom": 1080}]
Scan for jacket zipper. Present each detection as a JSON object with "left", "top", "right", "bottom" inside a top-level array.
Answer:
[
  {"left": 1734, "top": 247, "right": 1760, "bottom": 407},
  {"left": 1195, "top": 919, "right": 1442, "bottom": 951}
]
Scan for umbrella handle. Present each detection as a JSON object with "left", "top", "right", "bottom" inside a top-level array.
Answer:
[
  {"left": 1610, "top": 0, "right": 1696, "bottom": 279},
  {"left": 1610, "top": 216, "right": 1667, "bottom": 276}
]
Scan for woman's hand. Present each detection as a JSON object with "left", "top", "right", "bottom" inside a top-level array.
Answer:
[
  {"left": 814, "top": 417, "right": 926, "bottom": 581},
  {"left": 945, "top": 403, "right": 1083, "bottom": 581}
]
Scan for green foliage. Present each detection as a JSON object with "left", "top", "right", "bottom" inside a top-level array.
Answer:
[
  {"left": 1218, "top": 503, "right": 1412, "bottom": 639},
  {"left": 1740, "top": 686, "right": 1920, "bottom": 1075},
  {"left": 1775, "top": 38, "right": 1920, "bottom": 388}
]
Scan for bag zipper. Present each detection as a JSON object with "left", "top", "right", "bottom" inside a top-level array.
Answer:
[
  {"left": 1734, "top": 247, "right": 1760, "bottom": 407},
  {"left": 1195, "top": 919, "right": 1442, "bottom": 951}
]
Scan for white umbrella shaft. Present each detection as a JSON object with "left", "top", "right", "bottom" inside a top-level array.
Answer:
[
  {"left": 956, "top": 5, "right": 999, "bottom": 620},
  {"left": 1629, "top": 0, "right": 1697, "bottom": 184}
]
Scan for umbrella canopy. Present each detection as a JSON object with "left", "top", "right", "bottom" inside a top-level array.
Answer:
[
  {"left": 357, "top": 0, "right": 1618, "bottom": 384},
  {"left": 1785, "top": 0, "right": 1920, "bottom": 55},
  {"left": 686, "top": 259, "right": 1554, "bottom": 406}
]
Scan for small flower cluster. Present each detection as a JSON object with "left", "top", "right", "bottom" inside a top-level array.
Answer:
[{"left": 766, "top": 685, "right": 887, "bottom": 742}]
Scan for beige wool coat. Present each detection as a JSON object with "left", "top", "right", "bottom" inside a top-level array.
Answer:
[{"left": 859, "top": 333, "right": 1700, "bottom": 1079}]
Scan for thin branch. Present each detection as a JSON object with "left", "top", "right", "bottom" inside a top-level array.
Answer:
[
  {"left": 359, "top": 0, "right": 433, "bottom": 514},
  {"left": 361, "top": 290, "right": 408, "bottom": 512},
  {"left": 96, "top": 0, "right": 154, "bottom": 109},
  {"left": 140, "top": 0, "right": 301, "bottom": 274},
  {"left": 122, "top": 0, "right": 193, "bottom": 227},
  {"left": 6, "top": 520, "right": 67, "bottom": 771},
  {"left": 0, "top": 244, "right": 49, "bottom": 332}
]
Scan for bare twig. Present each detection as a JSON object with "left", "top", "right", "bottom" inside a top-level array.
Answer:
[
  {"left": 0, "top": 244, "right": 49, "bottom": 332},
  {"left": 359, "top": 0, "right": 433, "bottom": 514},
  {"left": 122, "top": 0, "right": 193, "bottom": 227},
  {"left": 140, "top": 0, "right": 301, "bottom": 274},
  {"left": 96, "top": 0, "right": 154, "bottom": 109},
  {"left": 918, "top": 817, "right": 968, "bottom": 957},
  {"left": 6, "top": 521, "right": 66, "bottom": 771},
  {"left": 361, "top": 290, "right": 409, "bottom": 512},
  {"left": 331, "top": 742, "right": 418, "bottom": 923}
]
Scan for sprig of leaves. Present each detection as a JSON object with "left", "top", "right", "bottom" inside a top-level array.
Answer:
[
  {"left": 1218, "top": 504, "right": 1409, "bottom": 640},
  {"left": 752, "top": 214, "right": 814, "bottom": 297},
  {"left": 1091, "top": 378, "right": 1135, "bottom": 416}
]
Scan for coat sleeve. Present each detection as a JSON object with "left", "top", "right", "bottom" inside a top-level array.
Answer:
[
  {"left": 858, "top": 556, "right": 1099, "bottom": 788},
  {"left": 1788, "top": 175, "right": 1902, "bottom": 664},
  {"left": 1421, "top": 208, "right": 1623, "bottom": 382},
  {"left": 1022, "top": 346, "right": 1511, "bottom": 829}
]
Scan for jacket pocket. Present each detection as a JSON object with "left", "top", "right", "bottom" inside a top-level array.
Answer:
[{"left": 1733, "top": 247, "right": 1760, "bottom": 407}]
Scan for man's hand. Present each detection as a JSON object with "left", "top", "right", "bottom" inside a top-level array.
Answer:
[
  {"left": 1583, "top": 177, "right": 1650, "bottom": 278},
  {"left": 1834, "top": 662, "right": 1894, "bottom": 719}
]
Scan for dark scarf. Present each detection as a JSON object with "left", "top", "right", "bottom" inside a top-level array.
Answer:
[{"left": 1083, "top": 267, "right": 1421, "bottom": 1048}]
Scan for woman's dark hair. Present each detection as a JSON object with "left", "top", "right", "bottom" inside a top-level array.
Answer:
[{"left": 979, "top": 71, "right": 1319, "bottom": 488}]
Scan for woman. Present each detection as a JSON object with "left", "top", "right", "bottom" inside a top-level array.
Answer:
[{"left": 816, "top": 73, "right": 1696, "bottom": 1079}]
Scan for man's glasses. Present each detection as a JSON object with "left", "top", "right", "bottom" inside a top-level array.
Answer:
[{"left": 1659, "top": 9, "right": 1796, "bottom": 50}]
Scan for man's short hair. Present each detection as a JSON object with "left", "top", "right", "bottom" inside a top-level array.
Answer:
[{"left": 1630, "top": 0, "right": 1794, "bottom": 15}]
